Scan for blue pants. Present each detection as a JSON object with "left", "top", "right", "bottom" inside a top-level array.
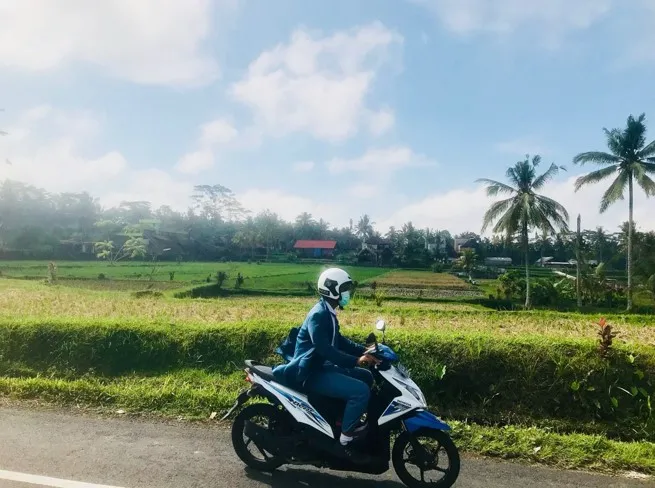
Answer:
[{"left": 305, "top": 365, "right": 374, "bottom": 434}]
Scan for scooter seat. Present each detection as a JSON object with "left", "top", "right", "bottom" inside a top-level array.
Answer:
[{"left": 244, "top": 360, "right": 276, "bottom": 382}]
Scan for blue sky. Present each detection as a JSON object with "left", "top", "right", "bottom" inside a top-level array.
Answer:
[{"left": 1, "top": 0, "right": 655, "bottom": 234}]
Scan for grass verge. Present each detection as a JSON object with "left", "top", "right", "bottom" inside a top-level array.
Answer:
[
  {"left": 0, "top": 372, "right": 653, "bottom": 475},
  {"left": 2, "top": 319, "right": 654, "bottom": 441}
]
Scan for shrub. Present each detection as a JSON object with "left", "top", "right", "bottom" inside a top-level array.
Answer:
[
  {"left": 531, "top": 278, "right": 559, "bottom": 306},
  {"left": 46, "top": 262, "right": 57, "bottom": 284},
  {"left": 431, "top": 263, "right": 444, "bottom": 273},
  {"left": 235, "top": 272, "right": 244, "bottom": 289},
  {"left": 97, "top": 273, "right": 106, "bottom": 280},
  {"left": 373, "top": 289, "right": 385, "bottom": 307},
  {"left": 216, "top": 271, "right": 228, "bottom": 289}
]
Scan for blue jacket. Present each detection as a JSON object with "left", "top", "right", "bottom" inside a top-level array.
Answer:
[{"left": 272, "top": 299, "right": 365, "bottom": 388}]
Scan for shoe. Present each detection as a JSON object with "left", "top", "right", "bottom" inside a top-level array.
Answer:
[
  {"left": 352, "top": 420, "right": 368, "bottom": 436},
  {"left": 342, "top": 443, "right": 372, "bottom": 465}
]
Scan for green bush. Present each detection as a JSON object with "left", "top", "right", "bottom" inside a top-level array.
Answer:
[
  {"left": 431, "top": 263, "right": 444, "bottom": 273},
  {"left": 1, "top": 319, "right": 653, "bottom": 440}
]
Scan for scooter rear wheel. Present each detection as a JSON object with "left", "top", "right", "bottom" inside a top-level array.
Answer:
[
  {"left": 231, "top": 403, "right": 288, "bottom": 472},
  {"left": 392, "top": 429, "right": 460, "bottom": 488}
]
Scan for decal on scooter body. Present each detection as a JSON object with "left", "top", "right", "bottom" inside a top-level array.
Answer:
[
  {"left": 378, "top": 365, "right": 427, "bottom": 425},
  {"left": 250, "top": 372, "right": 334, "bottom": 438}
]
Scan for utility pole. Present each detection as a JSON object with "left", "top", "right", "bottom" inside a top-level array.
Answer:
[{"left": 576, "top": 214, "right": 582, "bottom": 308}]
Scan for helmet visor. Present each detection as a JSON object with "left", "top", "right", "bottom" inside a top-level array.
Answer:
[{"left": 338, "top": 280, "right": 354, "bottom": 296}]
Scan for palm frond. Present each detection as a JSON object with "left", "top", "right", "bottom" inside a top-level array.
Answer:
[
  {"left": 574, "top": 165, "right": 618, "bottom": 191},
  {"left": 476, "top": 178, "right": 516, "bottom": 197},
  {"left": 604, "top": 128, "right": 625, "bottom": 157},
  {"left": 492, "top": 199, "right": 523, "bottom": 238},
  {"left": 624, "top": 113, "right": 647, "bottom": 152},
  {"left": 634, "top": 171, "right": 655, "bottom": 197},
  {"left": 505, "top": 165, "right": 522, "bottom": 189},
  {"left": 573, "top": 151, "right": 620, "bottom": 166},
  {"left": 480, "top": 197, "right": 515, "bottom": 233},
  {"left": 638, "top": 139, "right": 655, "bottom": 158},
  {"left": 640, "top": 162, "right": 655, "bottom": 174},
  {"left": 599, "top": 171, "right": 629, "bottom": 213},
  {"left": 534, "top": 195, "right": 570, "bottom": 225},
  {"left": 532, "top": 163, "right": 561, "bottom": 191}
]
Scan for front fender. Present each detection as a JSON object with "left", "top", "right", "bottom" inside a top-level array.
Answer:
[{"left": 403, "top": 409, "right": 451, "bottom": 432}]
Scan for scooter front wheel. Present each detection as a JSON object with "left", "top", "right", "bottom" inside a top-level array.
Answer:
[
  {"left": 231, "top": 403, "right": 288, "bottom": 472},
  {"left": 392, "top": 428, "right": 460, "bottom": 488}
]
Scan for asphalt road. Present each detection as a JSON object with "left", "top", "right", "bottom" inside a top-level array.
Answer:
[{"left": 0, "top": 406, "right": 651, "bottom": 488}]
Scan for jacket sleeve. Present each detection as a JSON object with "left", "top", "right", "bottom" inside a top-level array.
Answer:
[
  {"left": 338, "top": 334, "right": 366, "bottom": 357},
  {"left": 307, "top": 312, "right": 359, "bottom": 369}
]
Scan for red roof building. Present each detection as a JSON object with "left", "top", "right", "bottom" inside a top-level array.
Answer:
[{"left": 293, "top": 240, "right": 337, "bottom": 258}]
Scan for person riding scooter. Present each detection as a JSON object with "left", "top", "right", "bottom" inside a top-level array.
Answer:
[{"left": 272, "top": 267, "right": 381, "bottom": 463}]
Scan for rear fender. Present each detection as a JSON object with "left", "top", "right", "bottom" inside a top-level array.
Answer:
[
  {"left": 402, "top": 410, "right": 451, "bottom": 433},
  {"left": 220, "top": 383, "right": 278, "bottom": 421}
]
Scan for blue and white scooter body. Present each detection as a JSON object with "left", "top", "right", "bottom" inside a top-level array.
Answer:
[{"left": 245, "top": 343, "right": 449, "bottom": 439}]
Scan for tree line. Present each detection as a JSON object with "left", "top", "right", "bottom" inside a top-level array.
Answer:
[{"left": 0, "top": 113, "right": 654, "bottom": 310}]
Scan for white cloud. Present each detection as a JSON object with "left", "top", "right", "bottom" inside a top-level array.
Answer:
[
  {"left": 101, "top": 168, "right": 193, "bottom": 210},
  {"left": 293, "top": 161, "right": 315, "bottom": 173},
  {"left": 231, "top": 22, "right": 402, "bottom": 142},
  {"left": 367, "top": 108, "right": 395, "bottom": 136},
  {"left": 0, "top": 105, "right": 193, "bottom": 211},
  {"left": 238, "top": 188, "right": 348, "bottom": 225},
  {"left": 327, "top": 146, "right": 432, "bottom": 175},
  {"left": 200, "top": 118, "right": 238, "bottom": 146},
  {"left": 0, "top": 107, "right": 127, "bottom": 191},
  {"left": 20, "top": 105, "right": 53, "bottom": 123},
  {"left": 410, "top": 0, "right": 612, "bottom": 44},
  {"left": 175, "top": 117, "right": 239, "bottom": 175},
  {"left": 378, "top": 174, "right": 655, "bottom": 235},
  {"left": 348, "top": 183, "right": 380, "bottom": 199},
  {"left": 175, "top": 149, "right": 215, "bottom": 175},
  {"left": 0, "top": 0, "right": 236, "bottom": 86}
]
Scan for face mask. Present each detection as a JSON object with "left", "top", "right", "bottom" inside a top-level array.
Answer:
[{"left": 338, "top": 291, "right": 351, "bottom": 308}]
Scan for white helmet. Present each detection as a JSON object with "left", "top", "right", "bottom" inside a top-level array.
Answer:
[{"left": 317, "top": 267, "right": 354, "bottom": 300}]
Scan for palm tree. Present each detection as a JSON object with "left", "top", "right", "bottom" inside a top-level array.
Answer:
[
  {"left": 478, "top": 155, "right": 569, "bottom": 308},
  {"left": 461, "top": 248, "right": 477, "bottom": 281},
  {"left": 573, "top": 113, "right": 655, "bottom": 312},
  {"left": 586, "top": 226, "right": 608, "bottom": 264},
  {"left": 356, "top": 214, "right": 375, "bottom": 242}
]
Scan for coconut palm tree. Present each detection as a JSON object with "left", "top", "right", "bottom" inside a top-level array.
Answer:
[
  {"left": 478, "top": 155, "right": 569, "bottom": 308},
  {"left": 356, "top": 214, "right": 375, "bottom": 242},
  {"left": 573, "top": 113, "right": 655, "bottom": 312},
  {"left": 461, "top": 248, "right": 477, "bottom": 281},
  {"left": 585, "top": 226, "right": 609, "bottom": 264}
]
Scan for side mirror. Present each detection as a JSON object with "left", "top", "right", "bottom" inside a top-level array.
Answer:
[{"left": 375, "top": 319, "right": 386, "bottom": 332}]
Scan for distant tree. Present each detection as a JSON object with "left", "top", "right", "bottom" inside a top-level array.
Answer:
[
  {"left": 294, "top": 212, "right": 317, "bottom": 239},
  {"left": 461, "top": 248, "right": 477, "bottom": 280},
  {"left": 356, "top": 214, "right": 375, "bottom": 242},
  {"left": 478, "top": 155, "right": 569, "bottom": 308},
  {"left": 117, "top": 201, "right": 152, "bottom": 225},
  {"left": 586, "top": 226, "right": 609, "bottom": 264},
  {"left": 192, "top": 184, "right": 248, "bottom": 223},
  {"left": 95, "top": 236, "right": 147, "bottom": 265},
  {"left": 232, "top": 220, "right": 260, "bottom": 259},
  {"left": 254, "top": 210, "right": 281, "bottom": 260},
  {"left": 573, "top": 113, "right": 655, "bottom": 311}
]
